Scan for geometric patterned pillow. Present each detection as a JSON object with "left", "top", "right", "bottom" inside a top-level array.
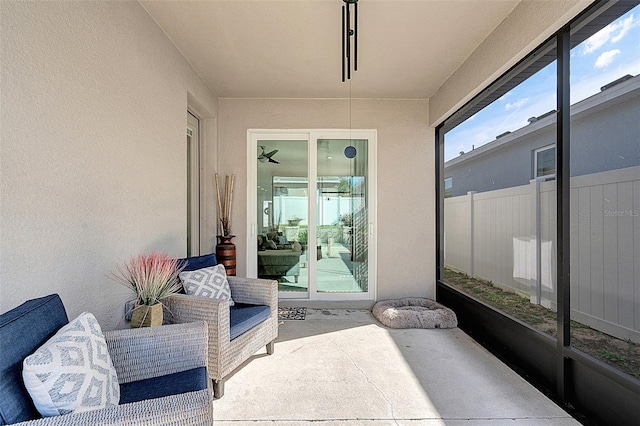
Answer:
[
  {"left": 179, "top": 264, "right": 235, "bottom": 306},
  {"left": 22, "top": 312, "right": 120, "bottom": 417}
]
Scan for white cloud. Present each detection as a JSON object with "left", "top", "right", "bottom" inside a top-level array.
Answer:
[
  {"left": 572, "top": 56, "right": 640, "bottom": 103},
  {"left": 611, "top": 14, "right": 636, "bottom": 43},
  {"left": 583, "top": 27, "right": 614, "bottom": 54},
  {"left": 594, "top": 49, "right": 621, "bottom": 69},
  {"left": 505, "top": 98, "right": 528, "bottom": 110},
  {"left": 582, "top": 13, "right": 639, "bottom": 54}
]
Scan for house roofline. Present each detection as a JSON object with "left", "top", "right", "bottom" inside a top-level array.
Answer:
[{"left": 445, "top": 74, "right": 640, "bottom": 168}]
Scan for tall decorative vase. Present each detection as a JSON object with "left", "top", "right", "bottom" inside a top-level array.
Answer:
[
  {"left": 130, "top": 303, "right": 163, "bottom": 328},
  {"left": 216, "top": 235, "right": 237, "bottom": 276}
]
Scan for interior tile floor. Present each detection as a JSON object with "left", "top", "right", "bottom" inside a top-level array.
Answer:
[
  {"left": 278, "top": 242, "right": 367, "bottom": 294},
  {"left": 213, "top": 309, "right": 579, "bottom": 425}
]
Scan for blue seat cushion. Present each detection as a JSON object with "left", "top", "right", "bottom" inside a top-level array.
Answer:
[
  {"left": 119, "top": 367, "right": 208, "bottom": 405},
  {"left": 0, "top": 294, "right": 69, "bottom": 425},
  {"left": 229, "top": 304, "right": 271, "bottom": 341}
]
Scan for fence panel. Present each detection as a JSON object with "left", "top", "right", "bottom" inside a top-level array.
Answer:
[
  {"left": 539, "top": 180, "right": 557, "bottom": 308},
  {"left": 444, "top": 166, "right": 640, "bottom": 342},
  {"left": 569, "top": 167, "right": 640, "bottom": 341},
  {"left": 443, "top": 195, "right": 472, "bottom": 273}
]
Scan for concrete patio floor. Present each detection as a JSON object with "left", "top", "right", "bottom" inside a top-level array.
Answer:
[{"left": 213, "top": 308, "right": 580, "bottom": 425}]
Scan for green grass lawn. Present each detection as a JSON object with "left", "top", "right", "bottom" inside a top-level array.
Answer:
[{"left": 444, "top": 269, "right": 639, "bottom": 379}]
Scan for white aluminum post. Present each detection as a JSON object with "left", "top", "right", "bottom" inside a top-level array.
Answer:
[{"left": 468, "top": 191, "right": 476, "bottom": 278}]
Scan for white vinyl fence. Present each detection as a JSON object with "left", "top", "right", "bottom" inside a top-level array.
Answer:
[{"left": 444, "top": 166, "right": 640, "bottom": 343}]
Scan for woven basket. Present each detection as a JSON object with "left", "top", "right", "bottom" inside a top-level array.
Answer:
[{"left": 131, "top": 303, "right": 163, "bottom": 328}]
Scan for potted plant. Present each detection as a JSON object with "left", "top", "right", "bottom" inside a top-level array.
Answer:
[
  {"left": 298, "top": 229, "right": 308, "bottom": 251},
  {"left": 111, "top": 252, "right": 185, "bottom": 328},
  {"left": 215, "top": 173, "right": 237, "bottom": 275}
]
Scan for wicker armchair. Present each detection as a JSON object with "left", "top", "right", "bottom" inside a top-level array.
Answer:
[
  {"left": 17, "top": 322, "right": 213, "bottom": 425},
  {"left": 1, "top": 294, "right": 213, "bottom": 426},
  {"left": 164, "top": 276, "right": 278, "bottom": 398}
]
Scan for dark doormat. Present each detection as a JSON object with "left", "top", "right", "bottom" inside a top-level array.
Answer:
[{"left": 278, "top": 307, "right": 306, "bottom": 320}]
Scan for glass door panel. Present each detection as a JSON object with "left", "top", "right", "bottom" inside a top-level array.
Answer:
[
  {"left": 186, "top": 112, "right": 200, "bottom": 257},
  {"left": 250, "top": 130, "right": 375, "bottom": 300},
  {"left": 256, "top": 140, "right": 308, "bottom": 295},
  {"left": 316, "top": 139, "right": 368, "bottom": 293}
]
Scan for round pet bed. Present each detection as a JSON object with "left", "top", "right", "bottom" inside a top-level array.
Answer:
[{"left": 372, "top": 298, "right": 458, "bottom": 329}]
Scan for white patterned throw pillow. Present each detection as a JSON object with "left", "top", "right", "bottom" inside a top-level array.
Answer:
[
  {"left": 180, "top": 264, "right": 235, "bottom": 306},
  {"left": 22, "top": 312, "right": 119, "bottom": 417}
]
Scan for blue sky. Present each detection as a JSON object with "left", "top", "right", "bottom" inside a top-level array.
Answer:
[{"left": 445, "top": 6, "right": 640, "bottom": 161}]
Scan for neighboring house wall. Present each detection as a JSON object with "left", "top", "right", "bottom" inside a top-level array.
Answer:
[
  {"left": 218, "top": 99, "right": 433, "bottom": 301},
  {"left": 445, "top": 126, "right": 556, "bottom": 197},
  {"left": 444, "top": 78, "right": 640, "bottom": 197},
  {"left": 0, "top": 1, "right": 218, "bottom": 330},
  {"left": 571, "top": 82, "right": 640, "bottom": 175}
]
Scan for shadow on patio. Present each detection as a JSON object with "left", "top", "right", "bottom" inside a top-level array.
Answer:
[{"left": 212, "top": 309, "right": 579, "bottom": 425}]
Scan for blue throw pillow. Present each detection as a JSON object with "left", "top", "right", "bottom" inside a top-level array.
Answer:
[
  {"left": 0, "top": 294, "right": 69, "bottom": 424},
  {"left": 177, "top": 253, "right": 217, "bottom": 272}
]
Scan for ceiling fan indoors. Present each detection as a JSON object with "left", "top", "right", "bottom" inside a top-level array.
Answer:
[{"left": 258, "top": 146, "right": 279, "bottom": 164}]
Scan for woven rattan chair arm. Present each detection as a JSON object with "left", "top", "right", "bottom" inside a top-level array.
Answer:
[
  {"left": 163, "top": 293, "right": 231, "bottom": 375},
  {"left": 15, "top": 389, "right": 213, "bottom": 425},
  {"left": 227, "top": 276, "right": 277, "bottom": 307},
  {"left": 164, "top": 293, "right": 229, "bottom": 337},
  {"left": 105, "top": 321, "right": 208, "bottom": 384}
]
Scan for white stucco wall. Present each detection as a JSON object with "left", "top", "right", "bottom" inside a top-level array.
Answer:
[
  {"left": 0, "top": 0, "right": 596, "bottom": 324},
  {"left": 218, "top": 98, "right": 433, "bottom": 301},
  {"left": 0, "top": 1, "right": 218, "bottom": 330}
]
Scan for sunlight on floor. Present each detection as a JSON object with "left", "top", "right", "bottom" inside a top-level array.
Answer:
[{"left": 212, "top": 309, "right": 578, "bottom": 425}]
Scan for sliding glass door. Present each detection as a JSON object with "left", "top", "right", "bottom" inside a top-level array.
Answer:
[
  {"left": 256, "top": 138, "right": 309, "bottom": 295},
  {"left": 248, "top": 130, "right": 376, "bottom": 300},
  {"left": 316, "top": 137, "right": 369, "bottom": 294}
]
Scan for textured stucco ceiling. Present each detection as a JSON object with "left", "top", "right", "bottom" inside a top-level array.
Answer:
[{"left": 141, "top": 0, "right": 520, "bottom": 99}]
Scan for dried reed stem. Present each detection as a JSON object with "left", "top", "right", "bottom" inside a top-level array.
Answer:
[
  {"left": 228, "top": 174, "right": 235, "bottom": 233},
  {"left": 215, "top": 173, "right": 224, "bottom": 235},
  {"left": 224, "top": 175, "right": 230, "bottom": 224},
  {"left": 215, "top": 173, "right": 234, "bottom": 236}
]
